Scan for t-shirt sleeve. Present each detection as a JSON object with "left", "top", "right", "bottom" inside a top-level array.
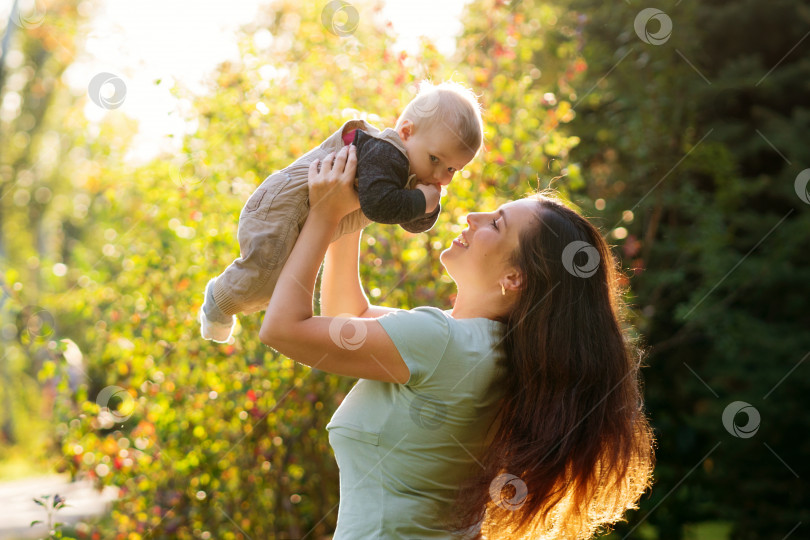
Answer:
[{"left": 376, "top": 307, "right": 452, "bottom": 387}]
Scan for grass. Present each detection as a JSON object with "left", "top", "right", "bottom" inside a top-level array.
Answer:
[
  {"left": 0, "top": 446, "right": 62, "bottom": 482},
  {"left": 602, "top": 520, "right": 733, "bottom": 540},
  {"left": 683, "top": 521, "right": 733, "bottom": 540},
  {"left": 0, "top": 373, "right": 67, "bottom": 482}
]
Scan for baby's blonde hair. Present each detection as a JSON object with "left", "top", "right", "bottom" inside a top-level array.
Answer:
[{"left": 396, "top": 80, "right": 484, "bottom": 157}]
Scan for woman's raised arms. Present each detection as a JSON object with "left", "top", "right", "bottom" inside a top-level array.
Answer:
[
  {"left": 321, "top": 228, "right": 400, "bottom": 319},
  {"left": 259, "top": 145, "right": 409, "bottom": 383}
]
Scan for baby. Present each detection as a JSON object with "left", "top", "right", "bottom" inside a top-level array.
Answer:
[{"left": 200, "top": 80, "right": 484, "bottom": 342}]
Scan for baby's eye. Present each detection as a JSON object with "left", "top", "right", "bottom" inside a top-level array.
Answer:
[
  {"left": 491, "top": 218, "right": 499, "bottom": 230},
  {"left": 447, "top": 167, "right": 456, "bottom": 174},
  {"left": 429, "top": 155, "right": 439, "bottom": 163}
]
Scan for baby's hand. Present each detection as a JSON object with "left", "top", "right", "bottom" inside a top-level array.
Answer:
[{"left": 416, "top": 183, "right": 441, "bottom": 214}]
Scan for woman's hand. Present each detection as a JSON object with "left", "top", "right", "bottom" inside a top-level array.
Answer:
[{"left": 308, "top": 145, "right": 360, "bottom": 222}]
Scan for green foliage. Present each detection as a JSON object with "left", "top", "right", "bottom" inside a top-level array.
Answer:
[
  {"left": 0, "top": 0, "right": 85, "bottom": 465},
  {"left": 30, "top": 493, "right": 77, "bottom": 540},
  {"left": 564, "top": 0, "right": 810, "bottom": 537}
]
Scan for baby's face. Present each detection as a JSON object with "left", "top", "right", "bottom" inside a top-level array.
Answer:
[{"left": 398, "top": 120, "right": 476, "bottom": 188}]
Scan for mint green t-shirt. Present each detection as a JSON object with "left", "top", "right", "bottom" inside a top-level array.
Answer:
[{"left": 325, "top": 306, "right": 507, "bottom": 539}]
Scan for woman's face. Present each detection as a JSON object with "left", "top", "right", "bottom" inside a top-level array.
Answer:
[{"left": 440, "top": 199, "right": 539, "bottom": 290}]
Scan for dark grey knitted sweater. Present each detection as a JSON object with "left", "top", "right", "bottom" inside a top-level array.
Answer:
[{"left": 352, "top": 129, "right": 440, "bottom": 234}]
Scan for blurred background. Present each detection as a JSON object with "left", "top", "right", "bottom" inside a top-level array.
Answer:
[{"left": 0, "top": 0, "right": 808, "bottom": 538}]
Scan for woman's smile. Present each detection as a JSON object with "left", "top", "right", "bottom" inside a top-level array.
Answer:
[{"left": 453, "top": 232, "right": 469, "bottom": 248}]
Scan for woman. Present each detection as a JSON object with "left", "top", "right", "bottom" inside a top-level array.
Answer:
[{"left": 260, "top": 145, "right": 656, "bottom": 539}]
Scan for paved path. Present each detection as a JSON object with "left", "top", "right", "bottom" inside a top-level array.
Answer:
[{"left": 0, "top": 475, "right": 119, "bottom": 539}]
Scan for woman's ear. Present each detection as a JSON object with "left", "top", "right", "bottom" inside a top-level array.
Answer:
[{"left": 503, "top": 269, "right": 523, "bottom": 293}]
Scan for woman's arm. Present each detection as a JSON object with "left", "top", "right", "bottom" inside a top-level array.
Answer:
[
  {"left": 259, "top": 146, "right": 409, "bottom": 384},
  {"left": 321, "top": 229, "right": 399, "bottom": 319}
]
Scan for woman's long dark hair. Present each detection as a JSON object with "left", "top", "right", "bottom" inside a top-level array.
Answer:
[{"left": 443, "top": 192, "right": 656, "bottom": 539}]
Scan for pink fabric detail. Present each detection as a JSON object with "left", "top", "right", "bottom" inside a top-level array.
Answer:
[{"left": 342, "top": 128, "right": 357, "bottom": 146}]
